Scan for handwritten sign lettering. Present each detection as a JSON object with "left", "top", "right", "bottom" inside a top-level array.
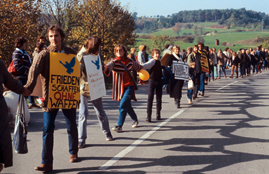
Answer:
[
  {"left": 83, "top": 55, "right": 106, "bottom": 101},
  {"left": 172, "top": 61, "right": 189, "bottom": 81}
]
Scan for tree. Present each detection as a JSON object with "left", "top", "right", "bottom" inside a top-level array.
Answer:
[
  {"left": 151, "top": 32, "right": 174, "bottom": 52},
  {"left": 173, "top": 23, "right": 183, "bottom": 36},
  {"left": 39, "top": 0, "right": 81, "bottom": 46},
  {"left": 0, "top": 0, "right": 41, "bottom": 66},
  {"left": 198, "top": 24, "right": 205, "bottom": 35},
  {"left": 69, "top": 0, "right": 137, "bottom": 60},
  {"left": 183, "top": 36, "right": 195, "bottom": 43},
  {"left": 192, "top": 25, "right": 198, "bottom": 34}
]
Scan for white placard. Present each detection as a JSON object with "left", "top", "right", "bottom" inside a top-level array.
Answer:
[
  {"left": 83, "top": 55, "right": 106, "bottom": 101},
  {"left": 172, "top": 61, "right": 189, "bottom": 81}
]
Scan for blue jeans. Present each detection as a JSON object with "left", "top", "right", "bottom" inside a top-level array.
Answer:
[
  {"left": 78, "top": 95, "right": 110, "bottom": 142},
  {"left": 214, "top": 65, "right": 218, "bottom": 79},
  {"left": 118, "top": 86, "right": 138, "bottom": 126},
  {"left": 240, "top": 63, "right": 246, "bottom": 76},
  {"left": 218, "top": 65, "right": 226, "bottom": 78},
  {"left": 18, "top": 78, "right": 35, "bottom": 106},
  {"left": 187, "top": 68, "right": 194, "bottom": 100},
  {"left": 199, "top": 72, "right": 205, "bottom": 93},
  {"left": 42, "top": 109, "right": 78, "bottom": 164}
]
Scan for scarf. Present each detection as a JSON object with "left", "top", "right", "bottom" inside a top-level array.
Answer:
[{"left": 172, "top": 52, "right": 182, "bottom": 61}]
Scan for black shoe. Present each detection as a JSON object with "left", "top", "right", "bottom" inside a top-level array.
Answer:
[
  {"left": 177, "top": 103, "right": 180, "bottom": 108},
  {"left": 112, "top": 125, "right": 122, "bottom": 132},
  {"left": 156, "top": 113, "right": 161, "bottom": 120},
  {"left": 146, "top": 118, "right": 151, "bottom": 122},
  {"left": 78, "top": 141, "right": 85, "bottom": 148}
]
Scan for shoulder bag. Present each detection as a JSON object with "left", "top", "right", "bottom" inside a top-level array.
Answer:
[
  {"left": 13, "top": 94, "right": 28, "bottom": 154},
  {"left": 118, "top": 60, "right": 138, "bottom": 90}
]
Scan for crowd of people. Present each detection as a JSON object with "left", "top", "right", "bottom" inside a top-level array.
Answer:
[{"left": 0, "top": 24, "right": 268, "bottom": 173}]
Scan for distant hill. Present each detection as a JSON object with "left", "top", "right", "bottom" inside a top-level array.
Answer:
[{"left": 133, "top": 8, "right": 269, "bottom": 33}]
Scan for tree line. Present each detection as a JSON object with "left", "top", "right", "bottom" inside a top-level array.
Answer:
[
  {"left": 0, "top": 0, "right": 136, "bottom": 67},
  {"left": 134, "top": 8, "right": 269, "bottom": 33}
]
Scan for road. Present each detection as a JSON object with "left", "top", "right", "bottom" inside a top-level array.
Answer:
[{"left": 3, "top": 70, "right": 269, "bottom": 174}]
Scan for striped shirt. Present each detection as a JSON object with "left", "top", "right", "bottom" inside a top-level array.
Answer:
[{"left": 105, "top": 57, "right": 142, "bottom": 101}]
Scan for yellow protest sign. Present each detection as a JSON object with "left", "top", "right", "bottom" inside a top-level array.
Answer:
[
  {"left": 48, "top": 53, "right": 80, "bottom": 109},
  {"left": 200, "top": 51, "right": 209, "bottom": 73}
]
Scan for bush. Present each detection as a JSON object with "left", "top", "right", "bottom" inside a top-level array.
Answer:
[
  {"left": 183, "top": 36, "right": 195, "bottom": 43},
  {"left": 222, "top": 41, "right": 227, "bottom": 46},
  {"left": 182, "top": 33, "right": 188, "bottom": 36}
]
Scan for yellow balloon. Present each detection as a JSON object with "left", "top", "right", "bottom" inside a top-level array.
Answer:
[{"left": 138, "top": 69, "right": 149, "bottom": 81}]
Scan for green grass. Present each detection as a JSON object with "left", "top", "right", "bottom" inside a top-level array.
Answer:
[{"left": 135, "top": 22, "right": 269, "bottom": 53}]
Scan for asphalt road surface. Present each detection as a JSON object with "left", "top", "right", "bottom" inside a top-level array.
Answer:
[{"left": 3, "top": 70, "right": 269, "bottom": 174}]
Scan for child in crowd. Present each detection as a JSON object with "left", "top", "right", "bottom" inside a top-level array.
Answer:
[{"left": 142, "top": 49, "right": 163, "bottom": 122}]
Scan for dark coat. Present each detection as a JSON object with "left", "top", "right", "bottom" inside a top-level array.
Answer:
[
  {"left": 166, "top": 54, "right": 184, "bottom": 99},
  {"left": 12, "top": 48, "right": 32, "bottom": 79},
  {"left": 231, "top": 56, "right": 240, "bottom": 66},
  {"left": 250, "top": 54, "right": 257, "bottom": 65},
  {"left": 0, "top": 60, "right": 24, "bottom": 168}
]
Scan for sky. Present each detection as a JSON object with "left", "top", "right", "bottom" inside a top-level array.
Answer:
[{"left": 118, "top": 0, "right": 269, "bottom": 17}]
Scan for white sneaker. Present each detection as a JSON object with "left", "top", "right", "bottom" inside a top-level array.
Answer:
[
  {"left": 188, "top": 99, "right": 192, "bottom": 104},
  {"left": 132, "top": 121, "right": 139, "bottom": 128}
]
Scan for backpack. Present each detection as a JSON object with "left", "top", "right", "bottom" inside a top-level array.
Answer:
[{"left": 8, "top": 58, "right": 23, "bottom": 76}]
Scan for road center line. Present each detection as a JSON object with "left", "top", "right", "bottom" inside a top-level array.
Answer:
[
  {"left": 215, "top": 81, "right": 238, "bottom": 91},
  {"left": 98, "top": 109, "right": 185, "bottom": 170}
]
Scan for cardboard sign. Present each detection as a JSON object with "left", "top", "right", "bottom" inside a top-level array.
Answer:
[
  {"left": 30, "top": 74, "right": 42, "bottom": 97},
  {"left": 48, "top": 53, "right": 80, "bottom": 109},
  {"left": 161, "top": 53, "right": 170, "bottom": 66},
  {"left": 83, "top": 55, "right": 106, "bottom": 101},
  {"left": 200, "top": 51, "right": 209, "bottom": 73},
  {"left": 172, "top": 61, "right": 189, "bottom": 81}
]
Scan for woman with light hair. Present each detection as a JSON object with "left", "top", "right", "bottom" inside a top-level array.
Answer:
[{"left": 166, "top": 45, "right": 184, "bottom": 108}]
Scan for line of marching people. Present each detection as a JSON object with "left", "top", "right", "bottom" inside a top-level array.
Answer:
[{"left": 1, "top": 23, "right": 268, "bottom": 173}]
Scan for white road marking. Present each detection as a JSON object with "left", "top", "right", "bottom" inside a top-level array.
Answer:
[
  {"left": 98, "top": 109, "right": 185, "bottom": 170},
  {"left": 216, "top": 81, "right": 238, "bottom": 91}
]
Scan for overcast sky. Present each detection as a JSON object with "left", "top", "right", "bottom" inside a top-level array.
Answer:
[{"left": 118, "top": 0, "right": 269, "bottom": 17}]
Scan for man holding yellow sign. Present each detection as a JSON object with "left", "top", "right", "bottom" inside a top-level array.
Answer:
[{"left": 24, "top": 25, "right": 79, "bottom": 172}]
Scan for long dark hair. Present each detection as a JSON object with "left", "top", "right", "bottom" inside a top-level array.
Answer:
[{"left": 85, "top": 36, "right": 101, "bottom": 54}]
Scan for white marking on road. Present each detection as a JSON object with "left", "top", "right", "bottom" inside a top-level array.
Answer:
[
  {"left": 216, "top": 81, "right": 238, "bottom": 91},
  {"left": 99, "top": 109, "right": 185, "bottom": 170}
]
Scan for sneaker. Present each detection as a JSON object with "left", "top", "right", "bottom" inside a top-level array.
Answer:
[
  {"left": 112, "top": 125, "right": 122, "bottom": 132},
  {"left": 106, "top": 132, "right": 113, "bottom": 141},
  {"left": 132, "top": 121, "right": 139, "bottom": 128},
  {"left": 188, "top": 99, "right": 192, "bottom": 104},
  {"left": 146, "top": 118, "right": 151, "bottom": 122},
  {"left": 78, "top": 141, "right": 85, "bottom": 148}
]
